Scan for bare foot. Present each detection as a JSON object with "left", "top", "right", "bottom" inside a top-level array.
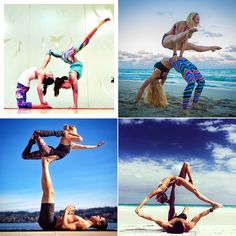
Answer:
[
  {"left": 211, "top": 46, "right": 222, "bottom": 52},
  {"left": 97, "top": 141, "right": 105, "bottom": 147},
  {"left": 104, "top": 17, "right": 111, "bottom": 22},
  {"left": 212, "top": 203, "right": 223, "bottom": 210},
  {"left": 42, "top": 156, "right": 58, "bottom": 165},
  {"left": 69, "top": 105, "right": 78, "bottom": 109},
  {"left": 40, "top": 104, "right": 52, "bottom": 109}
]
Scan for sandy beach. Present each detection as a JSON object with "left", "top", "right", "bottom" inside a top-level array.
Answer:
[
  {"left": 119, "top": 205, "right": 236, "bottom": 236},
  {"left": 119, "top": 81, "right": 236, "bottom": 117}
]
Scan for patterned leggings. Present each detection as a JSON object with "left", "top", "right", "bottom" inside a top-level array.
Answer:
[
  {"left": 48, "top": 23, "right": 100, "bottom": 64},
  {"left": 16, "top": 83, "right": 32, "bottom": 108},
  {"left": 172, "top": 58, "right": 205, "bottom": 109},
  {"left": 22, "top": 130, "right": 64, "bottom": 160}
]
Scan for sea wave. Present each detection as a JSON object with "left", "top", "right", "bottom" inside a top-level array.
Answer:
[{"left": 119, "top": 69, "right": 236, "bottom": 90}]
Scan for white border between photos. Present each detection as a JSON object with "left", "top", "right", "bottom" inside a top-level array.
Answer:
[{"left": 0, "top": 0, "right": 118, "bottom": 119}]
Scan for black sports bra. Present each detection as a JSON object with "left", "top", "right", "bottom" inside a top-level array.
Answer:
[{"left": 154, "top": 61, "right": 170, "bottom": 79}]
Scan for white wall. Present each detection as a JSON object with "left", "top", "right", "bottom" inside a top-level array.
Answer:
[{"left": 4, "top": 4, "right": 114, "bottom": 108}]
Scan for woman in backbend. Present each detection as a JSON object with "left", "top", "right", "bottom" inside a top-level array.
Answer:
[
  {"left": 16, "top": 67, "right": 54, "bottom": 109},
  {"left": 41, "top": 18, "right": 110, "bottom": 108},
  {"left": 135, "top": 57, "right": 173, "bottom": 108},
  {"left": 22, "top": 124, "right": 105, "bottom": 161},
  {"left": 135, "top": 162, "right": 222, "bottom": 215},
  {"left": 162, "top": 12, "right": 221, "bottom": 57}
]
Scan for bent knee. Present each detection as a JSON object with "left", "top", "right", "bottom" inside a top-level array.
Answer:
[
  {"left": 22, "top": 153, "right": 27, "bottom": 159},
  {"left": 183, "top": 161, "right": 190, "bottom": 167},
  {"left": 187, "top": 80, "right": 196, "bottom": 86}
]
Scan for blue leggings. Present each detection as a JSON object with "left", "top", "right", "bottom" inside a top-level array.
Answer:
[{"left": 16, "top": 83, "right": 32, "bottom": 108}]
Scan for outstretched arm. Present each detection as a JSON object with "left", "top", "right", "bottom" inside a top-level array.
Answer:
[
  {"left": 42, "top": 55, "right": 51, "bottom": 69},
  {"left": 179, "top": 35, "right": 188, "bottom": 57},
  {"left": 135, "top": 69, "right": 161, "bottom": 103},
  {"left": 135, "top": 188, "right": 163, "bottom": 213},
  {"left": 74, "top": 18, "right": 110, "bottom": 53},
  {"left": 71, "top": 141, "right": 105, "bottom": 149},
  {"left": 136, "top": 211, "right": 170, "bottom": 231},
  {"left": 168, "top": 184, "right": 176, "bottom": 221},
  {"left": 185, "top": 207, "right": 214, "bottom": 231}
]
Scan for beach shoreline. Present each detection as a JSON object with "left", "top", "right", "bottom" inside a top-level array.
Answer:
[
  {"left": 119, "top": 80, "right": 236, "bottom": 117},
  {"left": 119, "top": 205, "right": 236, "bottom": 235}
]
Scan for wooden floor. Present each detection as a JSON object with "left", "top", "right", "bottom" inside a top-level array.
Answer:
[
  {"left": 0, "top": 232, "right": 117, "bottom": 236},
  {"left": 4, "top": 108, "right": 115, "bottom": 116}
]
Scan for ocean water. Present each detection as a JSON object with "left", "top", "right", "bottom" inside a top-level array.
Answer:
[
  {"left": 119, "top": 204, "right": 236, "bottom": 208},
  {"left": 0, "top": 222, "right": 117, "bottom": 231},
  {"left": 119, "top": 68, "right": 236, "bottom": 91}
]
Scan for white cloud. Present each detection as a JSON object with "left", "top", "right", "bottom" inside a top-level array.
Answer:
[
  {"left": 198, "top": 121, "right": 236, "bottom": 145},
  {"left": 206, "top": 142, "right": 236, "bottom": 172},
  {"left": 119, "top": 119, "right": 145, "bottom": 125},
  {"left": 119, "top": 157, "right": 236, "bottom": 205}
]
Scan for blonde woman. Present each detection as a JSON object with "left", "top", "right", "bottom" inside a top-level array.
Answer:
[
  {"left": 22, "top": 124, "right": 105, "bottom": 160},
  {"left": 135, "top": 57, "right": 173, "bottom": 107},
  {"left": 162, "top": 12, "right": 221, "bottom": 56}
]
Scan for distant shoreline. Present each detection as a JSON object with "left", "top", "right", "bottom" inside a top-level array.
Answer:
[{"left": 0, "top": 207, "right": 117, "bottom": 224}]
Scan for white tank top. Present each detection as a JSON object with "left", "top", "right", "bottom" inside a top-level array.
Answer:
[{"left": 18, "top": 67, "right": 38, "bottom": 87}]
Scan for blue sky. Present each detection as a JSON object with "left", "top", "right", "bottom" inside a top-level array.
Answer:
[
  {"left": 119, "top": 119, "right": 236, "bottom": 205},
  {"left": 119, "top": 0, "right": 236, "bottom": 69},
  {"left": 0, "top": 119, "right": 117, "bottom": 212}
]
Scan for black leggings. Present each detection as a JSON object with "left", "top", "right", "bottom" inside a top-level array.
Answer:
[{"left": 22, "top": 130, "right": 64, "bottom": 160}]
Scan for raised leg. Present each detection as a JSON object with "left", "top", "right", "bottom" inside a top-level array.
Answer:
[
  {"left": 41, "top": 157, "right": 55, "bottom": 203},
  {"left": 178, "top": 162, "right": 194, "bottom": 185},
  {"left": 175, "top": 177, "right": 220, "bottom": 207},
  {"left": 64, "top": 18, "right": 110, "bottom": 61},
  {"left": 22, "top": 139, "right": 43, "bottom": 160},
  {"left": 33, "top": 134, "right": 53, "bottom": 156},
  {"left": 185, "top": 42, "right": 221, "bottom": 52},
  {"left": 74, "top": 18, "right": 110, "bottom": 53}
]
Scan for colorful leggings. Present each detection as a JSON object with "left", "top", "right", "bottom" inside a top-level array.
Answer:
[
  {"left": 172, "top": 58, "right": 205, "bottom": 109},
  {"left": 16, "top": 83, "right": 32, "bottom": 108},
  {"left": 22, "top": 130, "right": 64, "bottom": 160},
  {"left": 48, "top": 23, "right": 100, "bottom": 64}
]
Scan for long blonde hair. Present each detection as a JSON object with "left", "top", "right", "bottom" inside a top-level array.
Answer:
[
  {"left": 144, "top": 81, "right": 168, "bottom": 107},
  {"left": 186, "top": 12, "right": 199, "bottom": 28}
]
